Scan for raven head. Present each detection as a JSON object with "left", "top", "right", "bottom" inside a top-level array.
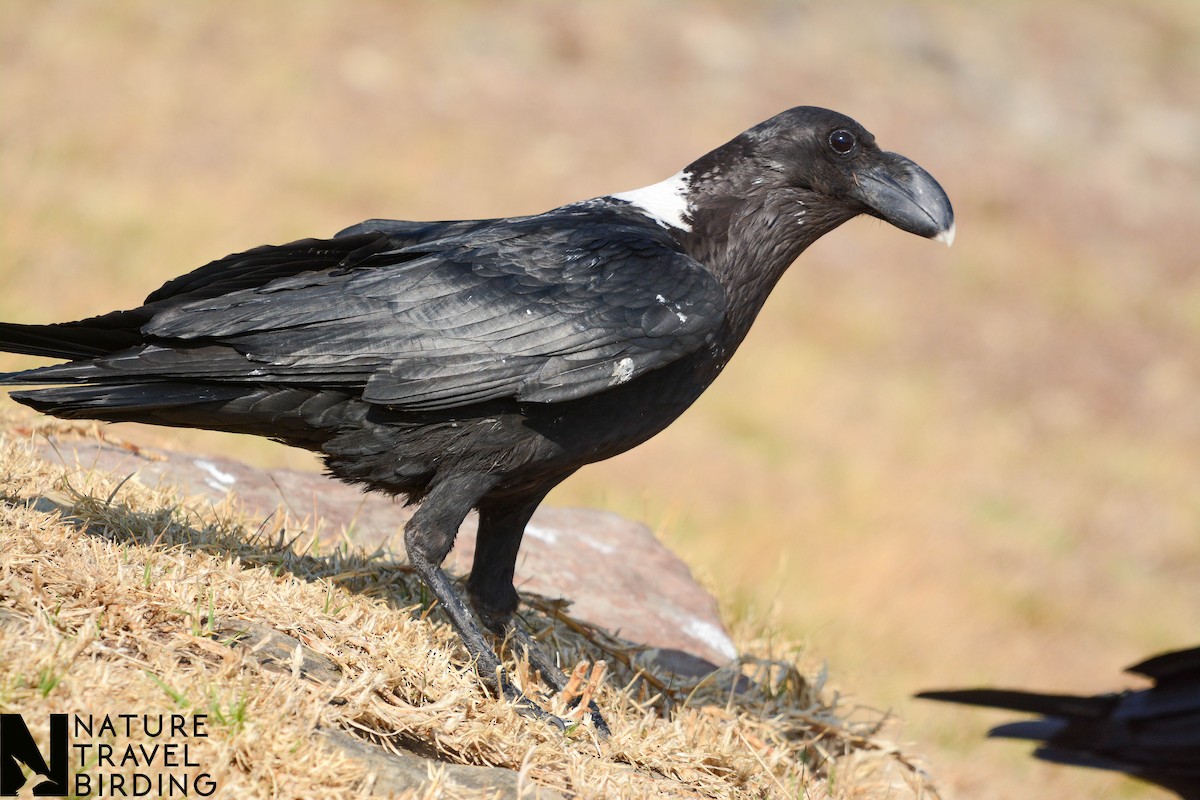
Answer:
[{"left": 738, "top": 106, "right": 956, "bottom": 246}]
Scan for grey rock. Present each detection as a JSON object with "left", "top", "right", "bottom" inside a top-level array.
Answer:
[
  {"left": 212, "top": 616, "right": 561, "bottom": 798},
  {"left": 213, "top": 620, "right": 344, "bottom": 685},
  {"left": 318, "top": 729, "right": 563, "bottom": 799}
]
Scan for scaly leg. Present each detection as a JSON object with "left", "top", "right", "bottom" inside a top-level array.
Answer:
[{"left": 404, "top": 473, "right": 565, "bottom": 730}]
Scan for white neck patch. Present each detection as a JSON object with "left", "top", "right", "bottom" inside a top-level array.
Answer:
[{"left": 610, "top": 170, "right": 692, "bottom": 232}]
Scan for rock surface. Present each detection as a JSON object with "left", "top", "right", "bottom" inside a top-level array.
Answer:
[
  {"left": 215, "top": 619, "right": 565, "bottom": 799},
  {"left": 31, "top": 436, "right": 738, "bottom": 669}
]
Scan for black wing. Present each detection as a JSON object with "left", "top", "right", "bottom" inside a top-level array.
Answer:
[
  {"left": 0, "top": 232, "right": 395, "bottom": 360},
  {"left": 18, "top": 206, "right": 726, "bottom": 411}
]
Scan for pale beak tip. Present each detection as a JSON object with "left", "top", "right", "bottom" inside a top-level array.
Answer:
[{"left": 934, "top": 221, "right": 956, "bottom": 248}]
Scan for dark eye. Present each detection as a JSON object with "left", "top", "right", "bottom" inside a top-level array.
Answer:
[{"left": 829, "top": 129, "right": 857, "bottom": 155}]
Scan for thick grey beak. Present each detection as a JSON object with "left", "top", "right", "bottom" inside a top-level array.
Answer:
[{"left": 856, "top": 152, "right": 955, "bottom": 247}]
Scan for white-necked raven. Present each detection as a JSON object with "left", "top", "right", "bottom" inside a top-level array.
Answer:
[
  {"left": 919, "top": 647, "right": 1200, "bottom": 798},
  {"left": 0, "top": 107, "right": 954, "bottom": 732}
]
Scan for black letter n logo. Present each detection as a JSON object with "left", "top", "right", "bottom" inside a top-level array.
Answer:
[{"left": 0, "top": 714, "right": 67, "bottom": 796}]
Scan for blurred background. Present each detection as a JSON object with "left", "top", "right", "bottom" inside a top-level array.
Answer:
[{"left": 2, "top": 2, "right": 1198, "bottom": 797}]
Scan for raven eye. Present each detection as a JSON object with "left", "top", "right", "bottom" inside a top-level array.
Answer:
[{"left": 829, "top": 129, "right": 856, "bottom": 155}]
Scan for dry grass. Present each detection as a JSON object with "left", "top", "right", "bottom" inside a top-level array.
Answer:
[
  {"left": 2, "top": 2, "right": 1199, "bottom": 798},
  {"left": 0, "top": 412, "right": 936, "bottom": 799}
]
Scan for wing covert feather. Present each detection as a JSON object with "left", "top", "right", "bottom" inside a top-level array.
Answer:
[{"left": 131, "top": 211, "right": 726, "bottom": 409}]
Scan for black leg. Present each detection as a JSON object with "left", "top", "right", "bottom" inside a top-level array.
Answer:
[
  {"left": 403, "top": 473, "right": 565, "bottom": 731},
  {"left": 468, "top": 492, "right": 611, "bottom": 737},
  {"left": 466, "top": 493, "right": 545, "bottom": 634}
]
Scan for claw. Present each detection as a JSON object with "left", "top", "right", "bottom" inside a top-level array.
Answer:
[
  {"left": 502, "top": 624, "right": 613, "bottom": 738},
  {"left": 500, "top": 677, "right": 568, "bottom": 732}
]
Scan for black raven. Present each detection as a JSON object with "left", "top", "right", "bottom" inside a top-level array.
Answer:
[
  {"left": 0, "top": 107, "right": 953, "bottom": 731},
  {"left": 919, "top": 647, "right": 1200, "bottom": 798}
]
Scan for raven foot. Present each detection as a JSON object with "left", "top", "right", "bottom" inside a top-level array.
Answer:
[{"left": 503, "top": 624, "right": 611, "bottom": 738}]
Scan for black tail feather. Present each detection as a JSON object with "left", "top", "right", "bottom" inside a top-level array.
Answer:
[
  {"left": 0, "top": 315, "right": 146, "bottom": 360},
  {"left": 914, "top": 688, "right": 1115, "bottom": 719},
  {"left": 917, "top": 647, "right": 1200, "bottom": 799},
  {"left": 8, "top": 383, "right": 249, "bottom": 420}
]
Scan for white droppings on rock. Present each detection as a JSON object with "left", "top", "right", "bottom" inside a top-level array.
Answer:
[
  {"left": 524, "top": 523, "right": 558, "bottom": 545},
  {"left": 194, "top": 459, "right": 236, "bottom": 492},
  {"left": 583, "top": 537, "right": 617, "bottom": 556},
  {"left": 682, "top": 616, "right": 739, "bottom": 661}
]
